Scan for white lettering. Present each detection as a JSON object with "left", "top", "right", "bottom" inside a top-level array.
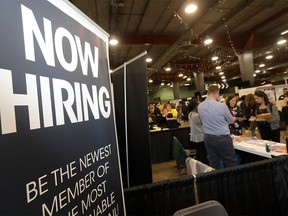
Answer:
[
  {"left": 55, "top": 27, "right": 78, "bottom": 72},
  {"left": 0, "top": 69, "right": 111, "bottom": 134},
  {"left": 21, "top": 4, "right": 55, "bottom": 66},
  {"left": 40, "top": 76, "right": 54, "bottom": 127},
  {"left": 21, "top": 5, "right": 99, "bottom": 77},
  {"left": 99, "top": 86, "right": 111, "bottom": 118},
  {"left": 53, "top": 78, "right": 78, "bottom": 125},
  {"left": 75, "top": 35, "right": 99, "bottom": 78},
  {"left": 0, "top": 69, "right": 40, "bottom": 134},
  {"left": 82, "top": 84, "right": 99, "bottom": 121}
]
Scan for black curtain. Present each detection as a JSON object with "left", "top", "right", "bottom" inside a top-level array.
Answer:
[
  {"left": 124, "top": 177, "right": 196, "bottom": 215},
  {"left": 126, "top": 56, "right": 152, "bottom": 186},
  {"left": 124, "top": 155, "right": 288, "bottom": 215},
  {"left": 111, "top": 54, "right": 152, "bottom": 188},
  {"left": 111, "top": 66, "right": 128, "bottom": 187},
  {"left": 196, "top": 155, "right": 288, "bottom": 215}
]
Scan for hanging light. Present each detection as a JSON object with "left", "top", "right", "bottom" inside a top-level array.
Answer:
[
  {"left": 277, "top": 36, "right": 287, "bottom": 45},
  {"left": 183, "top": 75, "right": 187, "bottom": 79},
  {"left": 148, "top": 79, "right": 153, "bottom": 83},
  {"left": 222, "top": 79, "right": 227, "bottom": 82},
  {"left": 165, "top": 67, "right": 171, "bottom": 71},
  {"left": 185, "top": 3, "right": 197, "bottom": 14},
  {"left": 211, "top": 56, "right": 218, "bottom": 61},
  {"left": 161, "top": 83, "right": 165, "bottom": 86},
  {"left": 281, "top": 29, "right": 288, "bottom": 35},
  {"left": 204, "top": 37, "right": 213, "bottom": 45},
  {"left": 146, "top": 57, "right": 152, "bottom": 63},
  {"left": 253, "top": 73, "right": 256, "bottom": 77},
  {"left": 187, "top": 77, "right": 191, "bottom": 81},
  {"left": 255, "top": 69, "right": 260, "bottom": 73},
  {"left": 109, "top": 38, "right": 118, "bottom": 46},
  {"left": 216, "top": 66, "right": 221, "bottom": 70},
  {"left": 178, "top": 73, "right": 184, "bottom": 77},
  {"left": 265, "top": 55, "right": 273, "bottom": 60},
  {"left": 219, "top": 72, "right": 224, "bottom": 75},
  {"left": 259, "top": 63, "right": 265, "bottom": 68},
  {"left": 221, "top": 76, "right": 225, "bottom": 79}
]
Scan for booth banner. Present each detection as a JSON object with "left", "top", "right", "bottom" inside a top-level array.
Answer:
[
  {"left": 0, "top": 0, "right": 125, "bottom": 215},
  {"left": 275, "top": 84, "right": 288, "bottom": 101}
]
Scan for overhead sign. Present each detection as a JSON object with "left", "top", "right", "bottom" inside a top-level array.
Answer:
[{"left": 0, "top": 0, "right": 125, "bottom": 215}]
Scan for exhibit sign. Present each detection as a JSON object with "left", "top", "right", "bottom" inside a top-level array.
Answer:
[{"left": 0, "top": 0, "right": 125, "bottom": 215}]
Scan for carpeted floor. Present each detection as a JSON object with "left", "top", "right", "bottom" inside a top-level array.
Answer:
[{"left": 152, "top": 160, "right": 182, "bottom": 183}]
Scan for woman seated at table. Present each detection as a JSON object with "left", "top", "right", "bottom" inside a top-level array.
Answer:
[
  {"left": 249, "top": 90, "right": 280, "bottom": 142},
  {"left": 226, "top": 95, "right": 244, "bottom": 136}
]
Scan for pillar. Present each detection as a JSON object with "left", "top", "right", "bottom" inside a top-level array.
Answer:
[
  {"left": 238, "top": 51, "right": 255, "bottom": 86},
  {"left": 193, "top": 71, "right": 205, "bottom": 95},
  {"left": 173, "top": 81, "right": 180, "bottom": 99}
]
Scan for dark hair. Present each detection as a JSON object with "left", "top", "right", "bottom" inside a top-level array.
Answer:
[
  {"left": 207, "top": 85, "right": 219, "bottom": 94},
  {"left": 254, "top": 90, "right": 269, "bottom": 105},
  {"left": 226, "top": 95, "right": 236, "bottom": 109},
  {"left": 240, "top": 95, "right": 246, "bottom": 101},
  {"left": 188, "top": 99, "right": 199, "bottom": 112},
  {"left": 244, "top": 93, "right": 255, "bottom": 107}
]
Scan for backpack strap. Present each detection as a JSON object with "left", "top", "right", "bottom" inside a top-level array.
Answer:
[{"left": 269, "top": 103, "right": 273, "bottom": 113}]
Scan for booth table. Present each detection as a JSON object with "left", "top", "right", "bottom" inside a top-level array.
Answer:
[
  {"left": 149, "top": 126, "right": 190, "bottom": 163},
  {"left": 232, "top": 135, "right": 286, "bottom": 163},
  {"left": 150, "top": 128, "right": 287, "bottom": 163}
]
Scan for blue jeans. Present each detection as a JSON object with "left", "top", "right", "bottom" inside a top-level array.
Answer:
[{"left": 204, "top": 134, "right": 237, "bottom": 169}]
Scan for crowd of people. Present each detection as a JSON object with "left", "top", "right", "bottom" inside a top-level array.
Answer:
[
  {"left": 148, "top": 101, "right": 189, "bottom": 121},
  {"left": 149, "top": 85, "right": 285, "bottom": 169}
]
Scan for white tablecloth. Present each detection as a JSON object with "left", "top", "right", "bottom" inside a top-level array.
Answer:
[{"left": 232, "top": 135, "right": 286, "bottom": 158}]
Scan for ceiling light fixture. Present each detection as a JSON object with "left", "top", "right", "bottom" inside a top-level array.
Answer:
[
  {"left": 211, "top": 56, "right": 218, "bottom": 61},
  {"left": 204, "top": 37, "right": 213, "bottom": 45},
  {"left": 146, "top": 58, "right": 152, "bottom": 63},
  {"left": 281, "top": 30, "right": 288, "bottom": 35},
  {"left": 222, "top": 79, "right": 227, "bottom": 82},
  {"left": 178, "top": 73, "right": 184, "bottom": 77},
  {"left": 221, "top": 76, "right": 225, "bottom": 79},
  {"left": 185, "top": 3, "right": 197, "bottom": 14},
  {"left": 109, "top": 38, "right": 118, "bottom": 46},
  {"left": 187, "top": 77, "right": 191, "bottom": 81},
  {"left": 161, "top": 83, "right": 165, "bottom": 86},
  {"left": 255, "top": 69, "right": 260, "bottom": 73},
  {"left": 216, "top": 66, "right": 221, "bottom": 70},
  {"left": 219, "top": 72, "right": 224, "bottom": 75},
  {"left": 183, "top": 75, "right": 187, "bottom": 79},
  {"left": 259, "top": 63, "right": 265, "bottom": 68},
  {"left": 253, "top": 73, "right": 256, "bottom": 77},
  {"left": 265, "top": 55, "right": 273, "bottom": 60},
  {"left": 165, "top": 67, "right": 171, "bottom": 72},
  {"left": 277, "top": 36, "right": 287, "bottom": 45},
  {"left": 148, "top": 79, "right": 153, "bottom": 83}
]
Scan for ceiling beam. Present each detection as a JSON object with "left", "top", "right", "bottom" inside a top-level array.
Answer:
[{"left": 110, "top": 34, "right": 181, "bottom": 45}]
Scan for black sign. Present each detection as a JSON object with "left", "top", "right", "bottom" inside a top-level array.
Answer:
[{"left": 0, "top": 0, "right": 125, "bottom": 215}]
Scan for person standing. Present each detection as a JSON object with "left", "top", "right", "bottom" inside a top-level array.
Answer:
[
  {"left": 249, "top": 90, "right": 280, "bottom": 142},
  {"left": 242, "top": 94, "right": 257, "bottom": 137},
  {"left": 188, "top": 99, "right": 207, "bottom": 164},
  {"left": 198, "top": 85, "right": 237, "bottom": 169},
  {"left": 226, "top": 95, "right": 244, "bottom": 136}
]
